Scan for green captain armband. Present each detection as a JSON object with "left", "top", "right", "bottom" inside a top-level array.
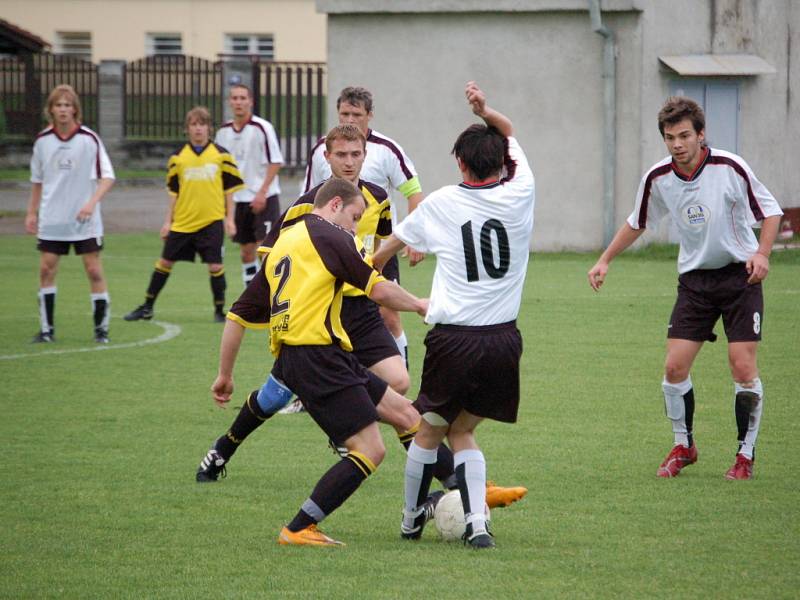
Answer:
[{"left": 398, "top": 176, "right": 422, "bottom": 199}]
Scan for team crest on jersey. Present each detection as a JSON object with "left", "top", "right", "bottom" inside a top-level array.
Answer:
[
  {"left": 58, "top": 158, "right": 74, "bottom": 171},
  {"left": 682, "top": 204, "right": 710, "bottom": 227},
  {"left": 184, "top": 164, "right": 219, "bottom": 181}
]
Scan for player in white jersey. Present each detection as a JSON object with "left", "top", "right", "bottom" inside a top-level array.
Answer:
[
  {"left": 25, "top": 84, "right": 115, "bottom": 344},
  {"left": 588, "top": 96, "right": 783, "bottom": 480},
  {"left": 215, "top": 84, "right": 284, "bottom": 286},
  {"left": 373, "top": 82, "right": 534, "bottom": 548},
  {"left": 302, "top": 86, "right": 424, "bottom": 367}
]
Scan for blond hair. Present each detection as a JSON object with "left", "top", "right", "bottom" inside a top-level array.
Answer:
[{"left": 45, "top": 84, "right": 82, "bottom": 124}]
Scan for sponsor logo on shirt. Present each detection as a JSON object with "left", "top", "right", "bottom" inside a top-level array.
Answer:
[
  {"left": 682, "top": 204, "right": 709, "bottom": 227},
  {"left": 184, "top": 164, "right": 219, "bottom": 181}
]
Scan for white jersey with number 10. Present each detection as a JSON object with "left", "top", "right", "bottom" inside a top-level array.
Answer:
[{"left": 394, "top": 137, "right": 535, "bottom": 326}]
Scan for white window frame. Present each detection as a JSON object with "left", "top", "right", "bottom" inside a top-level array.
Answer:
[
  {"left": 55, "top": 31, "right": 92, "bottom": 61},
  {"left": 224, "top": 34, "right": 274, "bottom": 59},
  {"left": 146, "top": 33, "right": 183, "bottom": 56}
]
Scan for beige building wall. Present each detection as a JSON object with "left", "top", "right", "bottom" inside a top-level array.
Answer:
[{"left": 0, "top": 0, "right": 326, "bottom": 62}]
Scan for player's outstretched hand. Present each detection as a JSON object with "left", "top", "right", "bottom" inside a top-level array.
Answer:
[
  {"left": 587, "top": 261, "right": 608, "bottom": 292},
  {"left": 465, "top": 81, "right": 487, "bottom": 117},
  {"left": 211, "top": 374, "right": 234, "bottom": 408},
  {"left": 746, "top": 252, "right": 770, "bottom": 284}
]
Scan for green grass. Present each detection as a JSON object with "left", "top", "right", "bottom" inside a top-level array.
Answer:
[{"left": 1, "top": 234, "right": 798, "bottom": 599}]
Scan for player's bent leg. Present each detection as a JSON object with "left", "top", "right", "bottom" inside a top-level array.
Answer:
[
  {"left": 374, "top": 387, "right": 420, "bottom": 434},
  {"left": 369, "top": 355, "right": 410, "bottom": 396},
  {"left": 279, "top": 423, "right": 384, "bottom": 547},
  {"left": 664, "top": 338, "right": 704, "bottom": 384},
  {"left": 196, "top": 386, "right": 283, "bottom": 482},
  {"left": 401, "top": 419, "right": 448, "bottom": 540}
]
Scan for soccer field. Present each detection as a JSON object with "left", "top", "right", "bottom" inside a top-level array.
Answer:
[{"left": 1, "top": 233, "right": 798, "bottom": 599}]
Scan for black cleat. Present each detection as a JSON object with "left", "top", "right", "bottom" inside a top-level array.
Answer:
[
  {"left": 32, "top": 330, "right": 54, "bottom": 343},
  {"left": 214, "top": 311, "right": 226, "bottom": 323},
  {"left": 94, "top": 328, "right": 109, "bottom": 344},
  {"left": 463, "top": 528, "right": 496, "bottom": 549},
  {"left": 196, "top": 448, "right": 227, "bottom": 482},
  {"left": 401, "top": 490, "right": 445, "bottom": 540},
  {"left": 124, "top": 304, "right": 153, "bottom": 321}
]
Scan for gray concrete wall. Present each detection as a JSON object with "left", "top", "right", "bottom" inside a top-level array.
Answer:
[{"left": 319, "top": 0, "right": 799, "bottom": 251}]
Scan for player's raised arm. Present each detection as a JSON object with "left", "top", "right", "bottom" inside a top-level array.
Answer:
[{"left": 465, "top": 81, "right": 513, "bottom": 138}]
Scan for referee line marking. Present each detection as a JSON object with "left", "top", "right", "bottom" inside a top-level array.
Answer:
[{"left": 0, "top": 320, "right": 181, "bottom": 361}]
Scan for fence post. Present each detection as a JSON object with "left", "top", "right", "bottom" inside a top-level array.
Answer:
[
  {"left": 221, "top": 58, "right": 253, "bottom": 122},
  {"left": 98, "top": 60, "right": 125, "bottom": 161}
]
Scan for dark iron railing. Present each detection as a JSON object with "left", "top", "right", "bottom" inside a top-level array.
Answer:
[
  {"left": 0, "top": 53, "right": 98, "bottom": 140},
  {"left": 124, "top": 54, "right": 224, "bottom": 140}
]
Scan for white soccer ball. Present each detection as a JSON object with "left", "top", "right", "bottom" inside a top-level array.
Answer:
[{"left": 433, "top": 490, "right": 491, "bottom": 542}]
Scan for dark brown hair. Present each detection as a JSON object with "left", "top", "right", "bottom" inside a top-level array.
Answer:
[
  {"left": 451, "top": 124, "right": 505, "bottom": 180},
  {"left": 658, "top": 96, "right": 705, "bottom": 136},
  {"left": 336, "top": 86, "right": 373, "bottom": 113},
  {"left": 313, "top": 177, "right": 364, "bottom": 208}
]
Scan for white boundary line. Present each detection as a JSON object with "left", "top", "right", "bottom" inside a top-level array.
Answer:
[{"left": 0, "top": 320, "right": 182, "bottom": 361}]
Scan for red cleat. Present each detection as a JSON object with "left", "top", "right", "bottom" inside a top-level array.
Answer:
[
  {"left": 657, "top": 444, "right": 698, "bottom": 478},
  {"left": 725, "top": 454, "right": 754, "bottom": 480}
]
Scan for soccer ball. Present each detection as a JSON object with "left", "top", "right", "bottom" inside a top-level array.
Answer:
[{"left": 433, "top": 490, "right": 491, "bottom": 542}]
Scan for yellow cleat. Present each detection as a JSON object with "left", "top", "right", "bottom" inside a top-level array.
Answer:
[
  {"left": 278, "top": 524, "right": 345, "bottom": 547},
  {"left": 485, "top": 482, "right": 528, "bottom": 509}
]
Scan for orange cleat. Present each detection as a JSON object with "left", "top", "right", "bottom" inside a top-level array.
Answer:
[
  {"left": 278, "top": 524, "right": 345, "bottom": 547},
  {"left": 485, "top": 482, "right": 528, "bottom": 509}
]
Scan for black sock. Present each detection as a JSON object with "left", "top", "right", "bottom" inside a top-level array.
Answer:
[
  {"left": 210, "top": 269, "right": 226, "bottom": 313},
  {"left": 287, "top": 453, "right": 374, "bottom": 532},
  {"left": 684, "top": 388, "right": 695, "bottom": 447},
  {"left": 93, "top": 299, "right": 107, "bottom": 328},
  {"left": 433, "top": 443, "right": 456, "bottom": 488},
  {"left": 145, "top": 268, "right": 170, "bottom": 306},
  {"left": 39, "top": 289, "right": 56, "bottom": 333},
  {"left": 215, "top": 392, "right": 272, "bottom": 460}
]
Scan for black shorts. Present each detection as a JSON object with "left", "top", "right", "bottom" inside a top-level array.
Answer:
[
  {"left": 382, "top": 254, "right": 400, "bottom": 283},
  {"left": 37, "top": 237, "right": 103, "bottom": 255},
  {"left": 414, "top": 321, "right": 523, "bottom": 424},
  {"left": 271, "top": 345, "right": 388, "bottom": 445},
  {"left": 342, "top": 295, "right": 401, "bottom": 368},
  {"left": 162, "top": 221, "right": 224, "bottom": 263},
  {"left": 668, "top": 262, "right": 763, "bottom": 343},
  {"left": 232, "top": 195, "right": 280, "bottom": 245}
]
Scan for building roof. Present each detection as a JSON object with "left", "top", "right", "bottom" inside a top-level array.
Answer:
[
  {"left": 659, "top": 54, "right": 776, "bottom": 76},
  {"left": 0, "top": 18, "right": 51, "bottom": 53}
]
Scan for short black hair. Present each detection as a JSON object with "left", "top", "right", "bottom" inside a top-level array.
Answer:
[
  {"left": 451, "top": 124, "right": 505, "bottom": 180},
  {"left": 313, "top": 178, "right": 364, "bottom": 209}
]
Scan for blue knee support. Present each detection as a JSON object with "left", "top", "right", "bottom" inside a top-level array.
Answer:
[{"left": 256, "top": 374, "right": 295, "bottom": 414}]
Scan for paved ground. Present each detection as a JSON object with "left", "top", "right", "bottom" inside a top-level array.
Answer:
[{"left": 0, "top": 175, "right": 304, "bottom": 235}]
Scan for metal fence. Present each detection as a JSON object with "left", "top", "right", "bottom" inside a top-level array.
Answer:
[
  {"left": 0, "top": 53, "right": 98, "bottom": 140},
  {"left": 252, "top": 61, "right": 327, "bottom": 170},
  {"left": 124, "top": 54, "right": 224, "bottom": 140}
]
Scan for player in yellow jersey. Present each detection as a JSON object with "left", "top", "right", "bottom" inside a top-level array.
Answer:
[
  {"left": 211, "top": 178, "right": 427, "bottom": 546},
  {"left": 124, "top": 107, "right": 244, "bottom": 323}
]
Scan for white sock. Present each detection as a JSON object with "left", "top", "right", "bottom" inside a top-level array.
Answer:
[
  {"left": 91, "top": 291, "right": 110, "bottom": 330},
  {"left": 662, "top": 377, "right": 693, "bottom": 447},
  {"left": 402, "top": 441, "right": 438, "bottom": 528},
  {"left": 454, "top": 449, "right": 487, "bottom": 535},
  {"left": 242, "top": 261, "right": 258, "bottom": 285},
  {"left": 394, "top": 331, "right": 407, "bottom": 364},
  {"left": 734, "top": 378, "right": 763, "bottom": 459}
]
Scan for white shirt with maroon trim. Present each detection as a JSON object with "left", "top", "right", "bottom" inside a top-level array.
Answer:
[
  {"left": 302, "top": 128, "right": 419, "bottom": 198},
  {"left": 627, "top": 147, "right": 782, "bottom": 274},
  {"left": 215, "top": 115, "right": 283, "bottom": 203},
  {"left": 30, "top": 125, "right": 115, "bottom": 241},
  {"left": 394, "top": 137, "right": 535, "bottom": 326}
]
